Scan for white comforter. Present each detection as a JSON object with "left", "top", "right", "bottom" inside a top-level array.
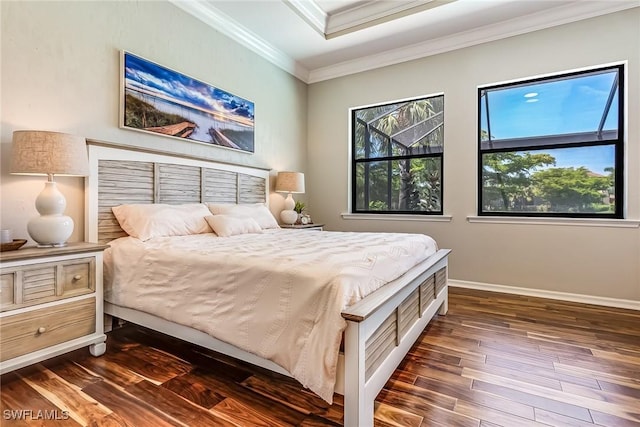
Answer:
[{"left": 104, "top": 229, "right": 437, "bottom": 402}]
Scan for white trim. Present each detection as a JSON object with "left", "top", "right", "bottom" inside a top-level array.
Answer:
[
  {"left": 449, "top": 279, "right": 640, "bottom": 311},
  {"left": 466, "top": 216, "right": 640, "bottom": 228},
  {"left": 284, "top": 0, "right": 327, "bottom": 36},
  {"left": 342, "top": 213, "right": 452, "bottom": 222},
  {"left": 324, "top": 0, "right": 447, "bottom": 38},
  {"left": 623, "top": 60, "right": 630, "bottom": 220},
  {"left": 284, "top": 0, "right": 450, "bottom": 40},
  {"left": 168, "top": 0, "right": 309, "bottom": 82},
  {"left": 306, "top": 2, "right": 639, "bottom": 83},
  {"left": 170, "top": 0, "right": 637, "bottom": 84}
]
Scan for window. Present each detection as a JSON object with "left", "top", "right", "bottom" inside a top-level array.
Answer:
[
  {"left": 352, "top": 95, "right": 444, "bottom": 214},
  {"left": 478, "top": 65, "right": 623, "bottom": 218}
]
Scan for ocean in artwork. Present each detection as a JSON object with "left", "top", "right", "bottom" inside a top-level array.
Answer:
[{"left": 123, "top": 52, "right": 255, "bottom": 153}]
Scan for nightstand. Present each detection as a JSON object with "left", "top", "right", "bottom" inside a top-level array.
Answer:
[
  {"left": 0, "top": 242, "right": 109, "bottom": 374},
  {"left": 281, "top": 223, "right": 325, "bottom": 231}
]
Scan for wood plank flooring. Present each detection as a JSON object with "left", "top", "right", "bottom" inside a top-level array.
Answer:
[{"left": 1, "top": 287, "right": 639, "bottom": 426}]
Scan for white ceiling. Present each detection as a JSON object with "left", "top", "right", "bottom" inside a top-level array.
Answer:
[{"left": 170, "top": 0, "right": 639, "bottom": 83}]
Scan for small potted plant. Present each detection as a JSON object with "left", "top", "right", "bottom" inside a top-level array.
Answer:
[{"left": 294, "top": 201, "right": 305, "bottom": 224}]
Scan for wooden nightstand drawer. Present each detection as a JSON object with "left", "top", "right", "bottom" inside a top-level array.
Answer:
[
  {"left": 0, "top": 298, "right": 95, "bottom": 362},
  {"left": 61, "top": 258, "right": 94, "bottom": 297},
  {"left": 0, "top": 257, "right": 95, "bottom": 312}
]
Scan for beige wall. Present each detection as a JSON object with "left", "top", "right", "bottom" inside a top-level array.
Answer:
[
  {"left": 308, "top": 9, "right": 640, "bottom": 301},
  {"left": 0, "top": 0, "right": 307, "bottom": 243}
]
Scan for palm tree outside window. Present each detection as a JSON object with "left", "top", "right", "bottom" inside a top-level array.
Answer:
[{"left": 351, "top": 94, "right": 444, "bottom": 214}]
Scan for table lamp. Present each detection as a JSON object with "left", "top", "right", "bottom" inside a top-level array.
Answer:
[
  {"left": 275, "top": 171, "right": 305, "bottom": 225},
  {"left": 10, "top": 130, "right": 89, "bottom": 247}
]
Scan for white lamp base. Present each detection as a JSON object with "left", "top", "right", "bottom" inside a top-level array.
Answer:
[
  {"left": 28, "top": 216, "right": 73, "bottom": 247},
  {"left": 280, "top": 193, "right": 298, "bottom": 225},
  {"left": 280, "top": 210, "right": 298, "bottom": 225},
  {"left": 27, "top": 181, "right": 74, "bottom": 247}
]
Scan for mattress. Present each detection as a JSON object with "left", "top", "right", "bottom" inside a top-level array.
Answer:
[{"left": 103, "top": 229, "right": 438, "bottom": 402}]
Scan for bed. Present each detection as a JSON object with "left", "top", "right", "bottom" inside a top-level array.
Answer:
[{"left": 85, "top": 141, "right": 451, "bottom": 426}]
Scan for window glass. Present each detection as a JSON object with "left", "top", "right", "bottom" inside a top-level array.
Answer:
[
  {"left": 478, "top": 65, "right": 623, "bottom": 218},
  {"left": 482, "top": 146, "right": 616, "bottom": 214},
  {"left": 352, "top": 95, "right": 444, "bottom": 214}
]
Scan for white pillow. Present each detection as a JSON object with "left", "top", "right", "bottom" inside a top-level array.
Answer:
[
  {"left": 205, "top": 215, "right": 262, "bottom": 237},
  {"left": 112, "top": 203, "right": 212, "bottom": 241},
  {"left": 207, "top": 203, "right": 279, "bottom": 229}
]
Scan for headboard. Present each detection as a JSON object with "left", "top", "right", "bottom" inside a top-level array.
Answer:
[{"left": 85, "top": 141, "right": 270, "bottom": 244}]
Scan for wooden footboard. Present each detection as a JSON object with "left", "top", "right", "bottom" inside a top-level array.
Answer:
[{"left": 341, "top": 249, "right": 450, "bottom": 427}]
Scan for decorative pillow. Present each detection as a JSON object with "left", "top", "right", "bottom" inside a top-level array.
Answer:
[
  {"left": 205, "top": 215, "right": 262, "bottom": 237},
  {"left": 112, "top": 203, "right": 212, "bottom": 241},
  {"left": 207, "top": 203, "right": 280, "bottom": 229}
]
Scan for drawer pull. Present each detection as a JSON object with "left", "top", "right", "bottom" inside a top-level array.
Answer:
[
  {"left": 73, "top": 274, "right": 83, "bottom": 281},
  {"left": 37, "top": 327, "right": 46, "bottom": 334}
]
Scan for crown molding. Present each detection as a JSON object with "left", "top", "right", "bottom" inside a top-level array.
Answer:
[
  {"left": 170, "top": 0, "right": 638, "bottom": 85},
  {"left": 324, "top": 0, "right": 454, "bottom": 39},
  {"left": 169, "top": 0, "right": 310, "bottom": 82},
  {"left": 283, "top": 0, "right": 327, "bottom": 36},
  {"left": 308, "top": 1, "right": 639, "bottom": 83},
  {"left": 285, "top": 0, "right": 454, "bottom": 39}
]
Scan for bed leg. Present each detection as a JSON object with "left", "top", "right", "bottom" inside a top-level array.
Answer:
[
  {"left": 343, "top": 320, "right": 373, "bottom": 427},
  {"left": 439, "top": 289, "right": 449, "bottom": 315}
]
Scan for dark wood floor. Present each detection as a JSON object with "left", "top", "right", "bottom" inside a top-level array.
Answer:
[{"left": 2, "top": 287, "right": 639, "bottom": 426}]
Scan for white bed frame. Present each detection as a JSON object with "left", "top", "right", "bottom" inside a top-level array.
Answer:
[{"left": 85, "top": 141, "right": 450, "bottom": 427}]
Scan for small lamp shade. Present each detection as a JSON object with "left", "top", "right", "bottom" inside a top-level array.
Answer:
[
  {"left": 10, "top": 130, "right": 89, "bottom": 247},
  {"left": 275, "top": 171, "right": 305, "bottom": 225},
  {"left": 275, "top": 171, "right": 305, "bottom": 194}
]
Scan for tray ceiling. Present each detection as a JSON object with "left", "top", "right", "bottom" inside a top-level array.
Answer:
[{"left": 170, "top": 0, "right": 639, "bottom": 83}]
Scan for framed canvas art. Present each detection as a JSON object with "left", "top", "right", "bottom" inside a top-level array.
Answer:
[{"left": 121, "top": 51, "right": 255, "bottom": 153}]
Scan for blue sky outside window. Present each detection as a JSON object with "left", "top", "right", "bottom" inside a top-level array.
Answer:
[
  {"left": 482, "top": 70, "right": 618, "bottom": 142},
  {"left": 478, "top": 65, "right": 623, "bottom": 217}
]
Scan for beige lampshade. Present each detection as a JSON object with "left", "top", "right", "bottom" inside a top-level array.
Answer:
[
  {"left": 275, "top": 171, "right": 305, "bottom": 193},
  {"left": 10, "top": 130, "right": 89, "bottom": 177}
]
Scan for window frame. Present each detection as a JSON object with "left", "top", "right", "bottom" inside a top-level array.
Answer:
[
  {"left": 477, "top": 64, "right": 624, "bottom": 219},
  {"left": 350, "top": 94, "right": 445, "bottom": 215}
]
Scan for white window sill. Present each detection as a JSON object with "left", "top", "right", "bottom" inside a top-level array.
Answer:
[
  {"left": 467, "top": 216, "right": 640, "bottom": 228},
  {"left": 341, "top": 213, "right": 453, "bottom": 222}
]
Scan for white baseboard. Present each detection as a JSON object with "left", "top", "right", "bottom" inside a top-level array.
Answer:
[{"left": 449, "top": 279, "right": 640, "bottom": 311}]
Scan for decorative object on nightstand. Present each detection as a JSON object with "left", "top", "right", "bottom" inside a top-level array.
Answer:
[
  {"left": 0, "top": 243, "right": 109, "bottom": 374},
  {"left": 294, "top": 201, "right": 310, "bottom": 224},
  {"left": 10, "top": 130, "right": 90, "bottom": 247},
  {"left": 0, "top": 239, "right": 27, "bottom": 252},
  {"left": 300, "top": 214, "right": 311, "bottom": 225},
  {"left": 275, "top": 171, "right": 305, "bottom": 225}
]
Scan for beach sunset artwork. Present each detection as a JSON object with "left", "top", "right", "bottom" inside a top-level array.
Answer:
[{"left": 121, "top": 51, "right": 255, "bottom": 153}]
